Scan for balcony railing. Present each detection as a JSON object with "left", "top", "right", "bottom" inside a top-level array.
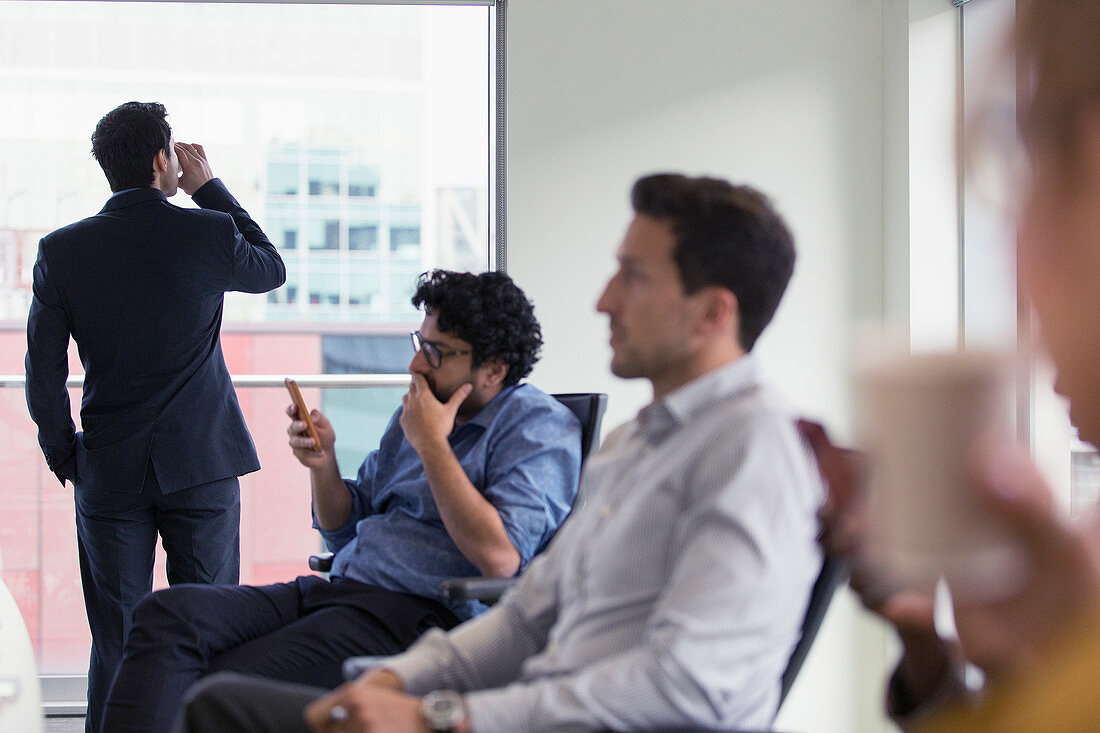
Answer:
[{"left": 0, "top": 375, "right": 409, "bottom": 714}]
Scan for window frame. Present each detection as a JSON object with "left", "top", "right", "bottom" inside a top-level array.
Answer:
[{"left": 0, "top": 0, "right": 507, "bottom": 714}]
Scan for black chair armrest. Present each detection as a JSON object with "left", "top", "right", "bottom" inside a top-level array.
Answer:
[
  {"left": 439, "top": 576, "right": 516, "bottom": 603},
  {"left": 598, "top": 728, "right": 786, "bottom": 732},
  {"left": 342, "top": 655, "right": 392, "bottom": 680},
  {"left": 309, "top": 552, "right": 335, "bottom": 573}
]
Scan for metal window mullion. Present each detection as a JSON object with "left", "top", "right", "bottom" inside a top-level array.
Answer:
[
  {"left": 492, "top": 0, "right": 507, "bottom": 273},
  {"left": 100, "top": 1, "right": 494, "bottom": 5}
]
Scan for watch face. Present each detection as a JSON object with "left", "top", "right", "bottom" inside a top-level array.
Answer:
[{"left": 422, "top": 690, "right": 465, "bottom": 731}]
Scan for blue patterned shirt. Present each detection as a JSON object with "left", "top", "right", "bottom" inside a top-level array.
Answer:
[{"left": 317, "top": 384, "right": 582, "bottom": 621}]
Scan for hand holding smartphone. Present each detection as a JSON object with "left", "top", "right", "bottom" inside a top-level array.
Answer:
[{"left": 285, "top": 378, "right": 321, "bottom": 451}]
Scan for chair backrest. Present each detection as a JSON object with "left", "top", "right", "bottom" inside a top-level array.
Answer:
[
  {"left": 775, "top": 418, "right": 852, "bottom": 709},
  {"left": 777, "top": 552, "right": 845, "bottom": 707},
  {"left": 551, "top": 392, "right": 608, "bottom": 464}
]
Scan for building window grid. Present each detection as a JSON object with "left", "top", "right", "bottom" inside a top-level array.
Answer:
[
  {"left": 297, "top": 150, "right": 310, "bottom": 319},
  {"left": 265, "top": 147, "right": 424, "bottom": 321}
]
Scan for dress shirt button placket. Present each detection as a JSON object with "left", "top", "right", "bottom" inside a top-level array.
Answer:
[
  {"left": 572, "top": 561, "right": 588, "bottom": 607},
  {"left": 578, "top": 443, "right": 651, "bottom": 595},
  {"left": 574, "top": 436, "right": 653, "bottom": 609}
]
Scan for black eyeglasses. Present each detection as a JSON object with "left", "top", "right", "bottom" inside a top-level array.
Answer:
[{"left": 410, "top": 331, "right": 471, "bottom": 369}]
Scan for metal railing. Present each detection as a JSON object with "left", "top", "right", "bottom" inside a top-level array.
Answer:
[
  {"left": 0, "top": 374, "right": 411, "bottom": 389},
  {"left": 8, "top": 372, "right": 409, "bottom": 718}
]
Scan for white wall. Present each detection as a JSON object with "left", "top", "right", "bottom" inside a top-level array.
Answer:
[
  {"left": 504, "top": 1, "right": 898, "bottom": 730},
  {"left": 506, "top": 0, "right": 885, "bottom": 434}
]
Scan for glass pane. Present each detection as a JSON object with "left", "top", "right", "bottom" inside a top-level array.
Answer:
[
  {"left": 0, "top": 0, "right": 492, "bottom": 681},
  {"left": 960, "top": 0, "right": 1100, "bottom": 510},
  {"left": 0, "top": 0, "right": 491, "bottom": 324},
  {"left": 961, "top": 0, "right": 1017, "bottom": 350}
]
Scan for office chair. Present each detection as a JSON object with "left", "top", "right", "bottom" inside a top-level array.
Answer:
[{"left": 309, "top": 392, "right": 608, "bottom": 575}]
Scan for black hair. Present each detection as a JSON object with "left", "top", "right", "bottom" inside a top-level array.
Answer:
[
  {"left": 631, "top": 173, "right": 796, "bottom": 351},
  {"left": 411, "top": 270, "right": 542, "bottom": 387},
  {"left": 90, "top": 101, "right": 173, "bottom": 192}
]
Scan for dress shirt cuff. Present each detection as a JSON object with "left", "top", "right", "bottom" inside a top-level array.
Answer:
[
  {"left": 463, "top": 686, "right": 536, "bottom": 733},
  {"left": 311, "top": 503, "right": 357, "bottom": 536},
  {"left": 381, "top": 630, "right": 453, "bottom": 695},
  {"left": 887, "top": 655, "right": 971, "bottom": 730}
]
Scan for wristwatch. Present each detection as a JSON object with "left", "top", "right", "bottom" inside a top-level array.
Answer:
[{"left": 421, "top": 689, "right": 466, "bottom": 733}]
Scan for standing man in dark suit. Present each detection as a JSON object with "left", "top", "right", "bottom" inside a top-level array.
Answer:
[{"left": 24, "top": 100, "right": 285, "bottom": 732}]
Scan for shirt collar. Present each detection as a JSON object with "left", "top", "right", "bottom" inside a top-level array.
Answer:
[
  {"left": 459, "top": 384, "right": 520, "bottom": 432},
  {"left": 636, "top": 353, "right": 760, "bottom": 442},
  {"left": 100, "top": 186, "right": 168, "bottom": 213}
]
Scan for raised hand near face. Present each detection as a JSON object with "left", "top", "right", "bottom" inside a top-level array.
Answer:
[
  {"left": 801, "top": 419, "right": 938, "bottom": 631},
  {"left": 399, "top": 374, "right": 472, "bottom": 456},
  {"left": 950, "top": 445, "right": 1100, "bottom": 683},
  {"left": 174, "top": 141, "right": 214, "bottom": 195},
  {"left": 800, "top": 420, "right": 951, "bottom": 708}
]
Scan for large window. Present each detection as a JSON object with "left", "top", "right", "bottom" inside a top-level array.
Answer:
[
  {"left": 0, "top": 0, "right": 498, "bottom": 696},
  {"left": 957, "top": 0, "right": 1099, "bottom": 514},
  {"left": 908, "top": 0, "right": 1097, "bottom": 516}
]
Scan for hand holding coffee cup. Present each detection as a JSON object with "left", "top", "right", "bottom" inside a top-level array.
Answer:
[{"left": 860, "top": 350, "right": 1026, "bottom": 602}]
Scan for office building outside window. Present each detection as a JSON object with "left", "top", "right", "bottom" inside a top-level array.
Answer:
[{"left": 0, "top": 0, "right": 495, "bottom": 687}]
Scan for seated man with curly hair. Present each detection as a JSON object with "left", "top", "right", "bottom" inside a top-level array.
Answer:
[{"left": 99, "top": 270, "right": 583, "bottom": 733}]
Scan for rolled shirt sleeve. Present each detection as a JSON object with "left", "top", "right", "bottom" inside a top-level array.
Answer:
[
  {"left": 480, "top": 399, "right": 581, "bottom": 569},
  {"left": 315, "top": 385, "right": 582, "bottom": 622},
  {"left": 313, "top": 447, "right": 381, "bottom": 555}
]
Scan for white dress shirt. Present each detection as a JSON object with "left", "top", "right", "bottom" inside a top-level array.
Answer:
[{"left": 386, "top": 354, "right": 825, "bottom": 731}]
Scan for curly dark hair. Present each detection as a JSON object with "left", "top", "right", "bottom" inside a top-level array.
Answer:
[
  {"left": 631, "top": 173, "right": 796, "bottom": 352},
  {"left": 411, "top": 270, "right": 543, "bottom": 387},
  {"left": 91, "top": 101, "right": 173, "bottom": 192}
]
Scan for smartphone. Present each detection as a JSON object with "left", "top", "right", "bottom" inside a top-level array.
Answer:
[{"left": 284, "top": 378, "right": 321, "bottom": 451}]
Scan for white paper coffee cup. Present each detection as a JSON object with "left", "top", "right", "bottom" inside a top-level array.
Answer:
[{"left": 860, "top": 350, "right": 1026, "bottom": 601}]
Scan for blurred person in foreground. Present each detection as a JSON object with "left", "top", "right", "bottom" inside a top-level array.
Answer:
[
  {"left": 813, "top": 2, "right": 1100, "bottom": 731},
  {"left": 24, "top": 101, "right": 285, "bottom": 732},
  {"left": 171, "top": 172, "right": 825, "bottom": 733}
]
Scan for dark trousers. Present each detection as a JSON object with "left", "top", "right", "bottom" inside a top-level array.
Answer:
[
  {"left": 102, "top": 575, "right": 460, "bottom": 733},
  {"left": 173, "top": 672, "right": 322, "bottom": 733},
  {"left": 74, "top": 464, "right": 240, "bottom": 733}
]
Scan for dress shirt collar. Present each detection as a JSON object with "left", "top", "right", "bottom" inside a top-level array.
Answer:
[
  {"left": 100, "top": 186, "right": 168, "bottom": 213},
  {"left": 636, "top": 353, "right": 760, "bottom": 443}
]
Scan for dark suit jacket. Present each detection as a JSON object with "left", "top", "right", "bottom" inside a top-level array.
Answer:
[{"left": 25, "top": 178, "right": 286, "bottom": 494}]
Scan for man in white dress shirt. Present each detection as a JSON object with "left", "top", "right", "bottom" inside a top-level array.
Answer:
[{"left": 173, "top": 173, "right": 825, "bottom": 733}]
